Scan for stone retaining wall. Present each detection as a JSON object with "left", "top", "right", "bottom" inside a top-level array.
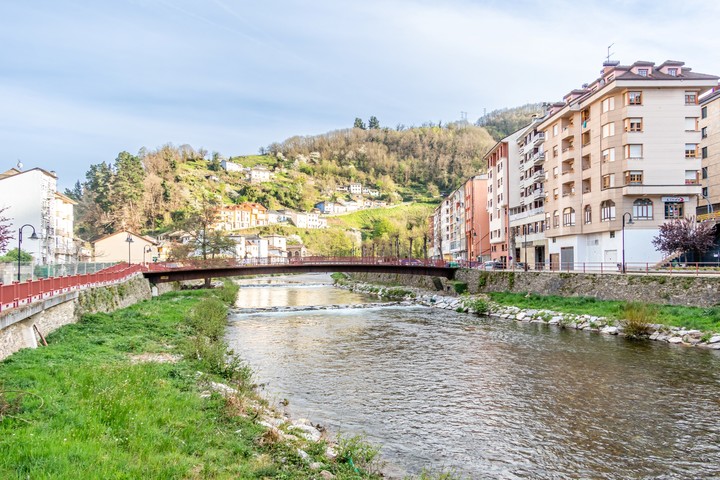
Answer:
[
  {"left": 0, "top": 275, "right": 168, "bottom": 360},
  {"left": 351, "top": 270, "right": 720, "bottom": 307}
]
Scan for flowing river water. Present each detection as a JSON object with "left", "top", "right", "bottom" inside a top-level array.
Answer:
[{"left": 226, "top": 274, "right": 720, "bottom": 479}]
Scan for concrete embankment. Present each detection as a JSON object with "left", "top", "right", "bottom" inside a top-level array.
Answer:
[
  {"left": 350, "top": 269, "right": 720, "bottom": 307},
  {"left": 340, "top": 277, "right": 720, "bottom": 350}
]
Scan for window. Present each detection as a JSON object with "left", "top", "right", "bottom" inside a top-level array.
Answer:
[
  {"left": 602, "top": 148, "right": 615, "bottom": 163},
  {"left": 602, "top": 122, "right": 615, "bottom": 138},
  {"left": 685, "top": 170, "right": 699, "bottom": 185},
  {"left": 610, "top": 231, "right": 615, "bottom": 239},
  {"left": 601, "top": 174, "right": 614, "bottom": 189},
  {"left": 633, "top": 198, "right": 653, "bottom": 220},
  {"left": 602, "top": 97, "right": 615, "bottom": 112},
  {"left": 563, "top": 207, "right": 576, "bottom": 226},
  {"left": 685, "top": 91, "right": 698, "bottom": 105},
  {"left": 581, "top": 109, "right": 590, "bottom": 122},
  {"left": 628, "top": 91, "right": 642, "bottom": 105},
  {"left": 626, "top": 144, "right": 642, "bottom": 159},
  {"left": 703, "top": 187, "right": 709, "bottom": 198},
  {"left": 626, "top": 118, "right": 643, "bottom": 132},
  {"left": 685, "top": 144, "right": 698, "bottom": 158},
  {"left": 553, "top": 210, "right": 560, "bottom": 228},
  {"left": 584, "top": 205, "right": 592, "bottom": 224},
  {"left": 702, "top": 146, "right": 708, "bottom": 159},
  {"left": 624, "top": 170, "right": 643, "bottom": 185},
  {"left": 685, "top": 117, "right": 698, "bottom": 131},
  {"left": 545, "top": 213, "right": 551, "bottom": 231},
  {"left": 553, "top": 124, "right": 559, "bottom": 136},
  {"left": 668, "top": 68, "right": 678, "bottom": 76},
  {"left": 553, "top": 146, "right": 559, "bottom": 158},
  {"left": 638, "top": 68, "right": 649, "bottom": 77},
  {"left": 582, "top": 131, "right": 591, "bottom": 146},
  {"left": 664, "top": 202, "right": 684, "bottom": 219},
  {"left": 553, "top": 166, "right": 559, "bottom": 178},
  {"left": 702, "top": 126, "right": 708, "bottom": 138},
  {"left": 702, "top": 106, "right": 708, "bottom": 119},
  {"left": 702, "top": 167, "right": 708, "bottom": 179},
  {"left": 601, "top": 200, "right": 616, "bottom": 221},
  {"left": 553, "top": 188, "right": 559, "bottom": 200}
]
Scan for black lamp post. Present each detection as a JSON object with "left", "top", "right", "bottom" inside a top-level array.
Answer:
[
  {"left": 17, "top": 224, "right": 39, "bottom": 282},
  {"left": 621, "top": 212, "right": 633, "bottom": 274},
  {"left": 523, "top": 225, "right": 528, "bottom": 271},
  {"left": 125, "top": 233, "right": 134, "bottom": 265}
]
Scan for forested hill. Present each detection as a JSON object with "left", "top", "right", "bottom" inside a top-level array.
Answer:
[
  {"left": 476, "top": 103, "right": 545, "bottom": 141},
  {"left": 68, "top": 106, "right": 543, "bottom": 240},
  {"left": 265, "top": 123, "right": 495, "bottom": 195}
]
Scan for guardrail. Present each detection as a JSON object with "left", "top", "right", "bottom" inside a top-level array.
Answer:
[
  {"left": 0, "top": 263, "right": 143, "bottom": 313},
  {"left": 503, "top": 261, "right": 720, "bottom": 275}
]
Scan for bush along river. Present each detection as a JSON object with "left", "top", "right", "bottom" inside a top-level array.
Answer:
[{"left": 227, "top": 273, "right": 720, "bottom": 479}]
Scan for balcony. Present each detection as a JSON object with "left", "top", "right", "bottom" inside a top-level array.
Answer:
[
  {"left": 532, "top": 132, "right": 545, "bottom": 147},
  {"left": 533, "top": 152, "right": 546, "bottom": 166},
  {"left": 561, "top": 126, "right": 574, "bottom": 139},
  {"left": 532, "top": 188, "right": 545, "bottom": 200},
  {"left": 561, "top": 146, "right": 575, "bottom": 160},
  {"left": 532, "top": 170, "right": 545, "bottom": 182}
]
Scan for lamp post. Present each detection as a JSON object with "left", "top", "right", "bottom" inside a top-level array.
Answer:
[
  {"left": 523, "top": 224, "right": 528, "bottom": 271},
  {"left": 125, "top": 233, "right": 134, "bottom": 265},
  {"left": 17, "top": 224, "right": 39, "bottom": 282},
  {"left": 143, "top": 245, "right": 152, "bottom": 265},
  {"left": 621, "top": 212, "right": 633, "bottom": 274}
]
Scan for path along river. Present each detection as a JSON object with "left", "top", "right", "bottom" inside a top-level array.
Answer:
[{"left": 226, "top": 274, "right": 720, "bottom": 479}]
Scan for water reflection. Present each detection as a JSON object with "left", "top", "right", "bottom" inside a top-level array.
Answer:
[{"left": 227, "top": 278, "right": 720, "bottom": 479}]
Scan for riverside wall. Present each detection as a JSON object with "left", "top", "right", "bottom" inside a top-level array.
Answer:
[
  {"left": 350, "top": 270, "right": 720, "bottom": 307},
  {"left": 0, "top": 275, "right": 165, "bottom": 360}
]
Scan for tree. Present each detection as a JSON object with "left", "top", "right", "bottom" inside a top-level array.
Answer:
[
  {"left": 353, "top": 117, "right": 366, "bottom": 130},
  {"left": 0, "top": 207, "right": 12, "bottom": 253},
  {"left": 651, "top": 217, "right": 716, "bottom": 261},
  {"left": 112, "top": 151, "right": 146, "bottom": 230},
  {"left": 368, "top": 116, "right": 380, "bottom": 129},
  {"left": 0, "top": 248, "right": 32, "bottom": 263},
  {"left": 181, "top": 196, "right": 221, "bottom": 261}
]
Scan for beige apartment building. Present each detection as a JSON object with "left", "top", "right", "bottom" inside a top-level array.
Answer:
[
  {"left": 509, "top": 119, "right": 548, "bottom": 268},
  {"left": 540, "top": 60, "right": 718, "bottom": 269},
  {"left": 699, "top": 89, "right": 720, "bottom": 218},
  {"left": 485, "top": 130, "right": 523, "bottom": 266}
]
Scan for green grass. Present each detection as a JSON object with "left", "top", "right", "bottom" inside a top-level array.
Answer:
[
  {"left": 488, "top": 292, "right": 720, "bottom": 332},
  {"left": 0, "top": 288, "right": 382, "bottom": 479}
]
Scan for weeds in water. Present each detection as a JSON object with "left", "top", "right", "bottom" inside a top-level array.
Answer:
[
  {"left": 337, "top": 434, "right": 382, "bottom": 474},
  {"left": 462, "top": 297, "right": 489, "bottom": 315},
  {"left": 621, "top": 302, "right": 656, "bottom": 338}
]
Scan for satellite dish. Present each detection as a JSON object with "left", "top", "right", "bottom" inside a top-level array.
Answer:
[{"left": 16, "top": 160, "right": 23, "bottom": 170}]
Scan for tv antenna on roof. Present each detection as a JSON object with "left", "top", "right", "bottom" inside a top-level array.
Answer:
[
  {"left": 606, "top": 43, "right": 615, "bottom": 64},
  {"left": 16, "top": 160, "right": 23, "bottom": 171}
]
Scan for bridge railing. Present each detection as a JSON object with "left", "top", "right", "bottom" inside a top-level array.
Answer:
[
  {"left": 0, "top": 263, "right": 143, "bottom": 313},
  {"left": 142, "top": 256, "right": 456, "bottom": 271}
]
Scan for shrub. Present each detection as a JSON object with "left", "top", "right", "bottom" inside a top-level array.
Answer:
[
  {"left": 186, "top": 297, "right": 228, "bottom": 341},
  {"left": 337, "top": 434, "right": 381, "bottom": 474},
  {"left": 621, "top": 302, "right": 655, "bottom": 338},
  {"left": 462, "top": 297, "right": 489, "bottom": 315},
  {"left": 478, "top": 271, "right": 489, "bottom": 289},
  {"left": 452, "top": 282, "right": 468, "bottom": 294},
  {"left": 216, "top": 280, "right": 239, "bottom": 304}
]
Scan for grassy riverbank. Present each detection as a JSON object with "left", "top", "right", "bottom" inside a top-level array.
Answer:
[
  {"left": 488, "top": 292, "right": 720, "bottom": 332},
  {"left": 0, "top": 283, "right": 383, "bottom": 479}
]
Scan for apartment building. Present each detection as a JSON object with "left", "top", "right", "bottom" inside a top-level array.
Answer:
[
  {"left": 540, "top": 60, "right": 718, "bottom": 268},
  {"left": 430, "top": 185, "right": 466, "bottom": 260},
  {"left": 290, "top": 210, "right": 327, "bottom": 229},
  {"left": 485, "top": 130, "right": 523, "bottom": 266},
  {"left": 215, "top": 202, "right": 268, "bottom": 230},
  {"left": 509, "top": 120, "right": 548, "bottom": 268},
  {"left": 463, "top": 174, "right": 490, "bottom": 262},
  {"left": 698, "top": 89, "right": 720, "bottom": 218},
  {"left": 0, "top": 167, "right": 76, "bottom": 264}
]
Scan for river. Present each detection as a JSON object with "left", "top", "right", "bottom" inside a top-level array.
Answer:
[{"left": 226, "top": 274, "right": 720, "bottom": 479}]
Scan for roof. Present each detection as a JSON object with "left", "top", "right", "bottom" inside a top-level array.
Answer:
[
  {"left": 55, "top": 191, "right": 77, "bottom": 205},
  {"left": 0, "top": 167, "right": 58, "bottom": 181},
  {"left": 92, "top": 230, "right": 158, "bottom": 245},
  {"left": 701, "top": 88, "right": 720, "bottom": 105}
]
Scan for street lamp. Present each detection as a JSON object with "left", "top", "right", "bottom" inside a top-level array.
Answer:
[
  {"left": 143, "top": 245, "right": 153, "bottom": 265},
  {"left": 621, "top": 212, "right": 633, "bottom": 274},
  {"left": 523, "top": 224, "right": 528, "bottom": 271},
  {"left": 17, "top": 224, "right": 39, "bottom": 282},
  {"left": 125, "top": 233, "right": 134, "bottom": 265}
]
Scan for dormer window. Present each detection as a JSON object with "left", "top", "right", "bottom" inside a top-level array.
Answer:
[
  {"left": 668, "top": 68, "right": 678, "bottom": 76},
  {"left": 638, "top": 68, "right": 649, "bottom": 77}
]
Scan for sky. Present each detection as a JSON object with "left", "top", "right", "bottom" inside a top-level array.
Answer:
[{"left": 1, "top": 0, "right": 719, "bottom": 188}]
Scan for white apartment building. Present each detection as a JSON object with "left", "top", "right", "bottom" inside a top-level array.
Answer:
[
  {"left": 509, "top": 120, "right": 548, "bottom": 268},
  {"left": 540, "top": 60, "right": 718, "bottom": 268},
  {"left": 220, "top": 160, "right": 243, "bottom": 172},
  {"left": 248, "top": 166, "right": 272, "bottom": 183},
  {"left": 485, "top": 130, "right": 523, "bottom": 266},
  {"left": 0, "top": 167, "right": 76, "bottom": 264},
  {"left": 290, "top": 210, "right": 327, "bottom": 229}
]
